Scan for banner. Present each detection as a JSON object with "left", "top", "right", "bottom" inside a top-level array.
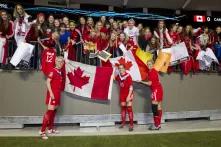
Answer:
[
  {"left": 161, "top": 42, "right": 189, "bottom": 65},
  {"left": 10, "top": 42, "right": 34, "bottom": 66},
  {"left": 154, "top": 51, "right": 171, "bottom": 73},
  {"left": 109, "top": 44, "right": 149, "bottom": 81},
  {"left": 196, "top": 48, "right": 219, "bottom": 70},
  {"left": 135, "top": 48, "right": 153, "bottom": 64},
  {"left": 65, "top": 60, "right": 114, "bottom": 101}
]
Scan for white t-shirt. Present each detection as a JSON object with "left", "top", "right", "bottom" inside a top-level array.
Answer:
[{"left": 124, "top": 26, "right": 139, "bottom": 44}]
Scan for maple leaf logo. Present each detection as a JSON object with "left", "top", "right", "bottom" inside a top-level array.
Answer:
[
  {"left": 115, "top": 57, "right": 133, "bottom": 71},
  {"left": 67, "top": 67, "right": 90, "bottom": 91}
]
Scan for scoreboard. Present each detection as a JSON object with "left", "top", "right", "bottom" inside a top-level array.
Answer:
[{"left": 194, "top": 15, "right": 221, "bottom": 22}]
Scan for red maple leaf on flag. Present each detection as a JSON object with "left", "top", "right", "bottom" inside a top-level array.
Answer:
[
  {"left": 115, "top": 57, "right": 133, "bottom": 70},
  {"left": 67, "top": 67, "right": 90, "bottom": 91}
]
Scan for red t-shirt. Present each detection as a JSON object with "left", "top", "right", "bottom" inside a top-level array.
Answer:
[
  {"left": 78, "top": 25, "right": 90, "bottom": 41},
  {"left": 70, "top": 29, "right": 81, "bottom": 41},
  {"left": 45, "top": 68, "right": 63, "bottom": 105},
  {"left": 41, "top": 48, "right": 56, "bottom": 76},
  {"left": 96, "top": 37, "right": 109, "bottom": 51},
  {"left": 47, "top": 68, "right": 63, "bottom": 96},
  {"left": 169, "top": 32, "right": 179, "bottom": 44},
  {"left": 116, "top": 73, "right": 133, "bottom": 100},
  {"left": 148, "top": 68, "right": 162, "bottom": 91}
]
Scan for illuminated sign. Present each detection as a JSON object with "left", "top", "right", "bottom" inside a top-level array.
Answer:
[
  {"left": 207, "top": 17, "right": 221, "bottom": 22},
  {"left": 193, "top": 15, "right": 206, "bottom": 22}
]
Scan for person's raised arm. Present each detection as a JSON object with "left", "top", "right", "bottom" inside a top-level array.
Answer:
[{"left": 38, "top": 38, "right": 47, "bottom": 50}]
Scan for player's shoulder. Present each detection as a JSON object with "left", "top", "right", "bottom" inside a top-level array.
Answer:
[
  {"left": 125, "top": 73, "right": 132, "bottom": 80},
  {"left": 127, "top": 72, "right": 132, "bottom": 78},
  {"left": 47, "top": 70, "right": 54, "bottom": 79},
  {"left": 50, "top": 67, "right": 57, "bottom": 74},
  {"left": 149, "top": 68, "right": 159, "bottom": 78},
  {"left": 48, "top": 67, "right": 59, "bottom": 77},
  {"left": 115, "top": 74, "right": 120, "bottom": 81},
  {"left": 148, "top": 68, "right": 154, "bottom": 75},
  {"left": 153, "top": 68, "right": 159, "bottom": 74}
]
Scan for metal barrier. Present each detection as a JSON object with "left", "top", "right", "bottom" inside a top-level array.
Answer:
[{"left": 1, "top": 39, "right": 220, "bottom": 73}]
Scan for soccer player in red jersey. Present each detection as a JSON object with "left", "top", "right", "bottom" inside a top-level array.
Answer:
[
  {"left": 115, "top": 64, "right": 134, "bottom": 131},
  {"left": 39, "top": 56, "right": 65, "bottom": 140},
  {"left": 140, "top": 60, "right": 163, "bottom": 130},
  {"left": 38, "top": 32, "right": 59, "bottom": 76}
]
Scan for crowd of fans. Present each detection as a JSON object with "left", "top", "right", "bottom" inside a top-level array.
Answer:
[{"left": 0, "top": 4, "right": 221, "bottom": 74}]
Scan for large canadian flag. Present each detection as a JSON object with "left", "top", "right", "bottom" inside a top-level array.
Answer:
[
  {"left": 194, "top": 15, "right": 206, "bottom": 22},
  {"left": 65, "top": 60, "right": 114, "bottom": 101}
]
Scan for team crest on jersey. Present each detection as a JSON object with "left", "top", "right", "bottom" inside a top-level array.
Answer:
[{"left": 120, "top": 82, "right": 124, "bottom": 87}]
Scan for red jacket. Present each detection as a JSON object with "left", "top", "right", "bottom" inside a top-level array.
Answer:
[{"left": 78, "top": 25, "right": 90, "bottom": 41}]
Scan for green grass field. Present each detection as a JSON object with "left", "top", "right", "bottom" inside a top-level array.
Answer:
[{"left": 1, "top": 131, "right": 221, "bottom": 147}]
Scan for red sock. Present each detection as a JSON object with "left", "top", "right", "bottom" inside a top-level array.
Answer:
[
  {"left": 127, "top": 106, "right": 134, "bottom": 128},
  {"left": 153, "top": 116, "right": 160, "bottom": 127},
  {"left": 158, "top": 109, "right": 162, "bottom": 126},
  {"left": 121, "top": 106, "right": 127, "bottom": 125},
  {"left": 48, "top": 110, "right": 56, "bottom": 130},
  {"left": 41, "top": 110, "right": 53, "bottom": 132}
]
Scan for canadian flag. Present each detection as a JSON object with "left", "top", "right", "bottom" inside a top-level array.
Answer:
[
  {"left": 65, "top": 60, "right": 114, "bottom": 101},
  {"left": 109, "top": 44, "right": 149, "bottom": 81},
  {"left": 194, "top": 15, "right": 206, "bottom": 22}
]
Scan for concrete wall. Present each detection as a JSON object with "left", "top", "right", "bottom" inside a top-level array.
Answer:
[{"left": 1, "top": 71, "right": 221, "bottom": 117}]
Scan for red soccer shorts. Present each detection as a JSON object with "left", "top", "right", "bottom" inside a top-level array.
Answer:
[
  {"left": 151, "top": 87, "right": 163, "bottom": 102},
  {"left": 45, "top": 91, "right": 61, "bottom": 106},
  {"left": 120, "top": 93, "right": 134, "bottom": 103}
]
